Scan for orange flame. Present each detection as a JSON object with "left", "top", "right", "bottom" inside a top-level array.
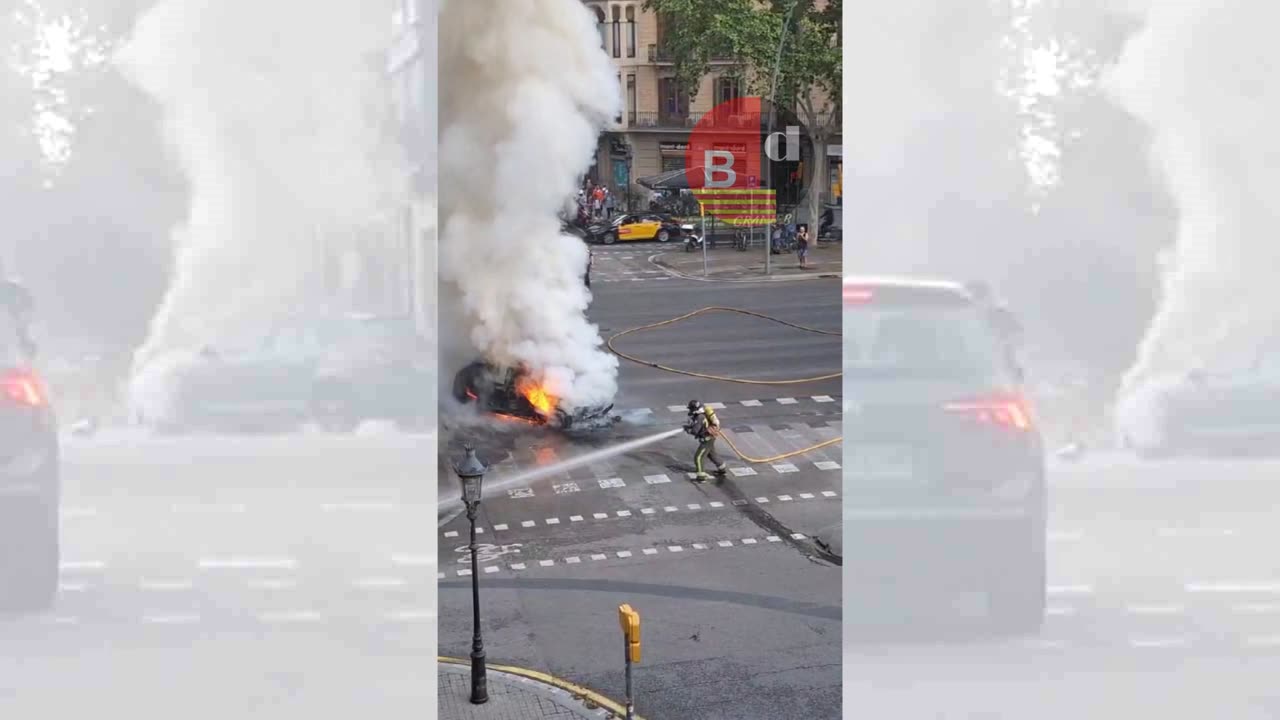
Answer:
[{"left": 516, "top": 376, "right": 557, "bottom": 418}]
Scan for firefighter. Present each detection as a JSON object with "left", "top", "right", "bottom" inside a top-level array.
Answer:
[{"left": 684, "top": 399, "right": 728, "bottom": 482}]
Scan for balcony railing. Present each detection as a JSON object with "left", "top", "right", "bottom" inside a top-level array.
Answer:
[
  {"left": 648, "top": 44, "right": 737, "bottom": 64},
  {"left": 629, "top": 111, "right": 763, "bottom": 131}
]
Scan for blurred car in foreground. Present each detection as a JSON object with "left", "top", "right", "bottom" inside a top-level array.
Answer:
[
  {"left": 843, "top": 276, "right": 1045, "bottom": 633},
  {"left": 452, "top": 361, "right": 618, "bottom": 430},
  {"left": 0, "top": 298, "right": 59, "bottom": 612},
  {"left": 132, "top": 313, "right": 431, "bottom": 433},
  {"left": 1116, "top": 362, "right": 1280, "bottom": 459}
]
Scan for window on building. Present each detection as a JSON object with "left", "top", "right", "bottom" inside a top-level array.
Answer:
[
  {"left": 615, "top": 73, "right": 622, "bottom": 124},
  {"left": 716, "top": 76, "right": 742, "bottom": 112},
  {"left": 627, "top": 74, "right": 637, "bottom": 125},
  {"left": 659, "top": 77, "right": 688, "bottom": 125},
  {"left": 612, "top": 6, "right": 622, "bottom": 59},
  {"left": 661, "top": 156, "right": 686, "bottom": 173},
  {"left": 594, "top": 6, "right": 607, "bottom": 51},
  {"left": 626, "top": 6, "right": 636, "bottom": 58}
]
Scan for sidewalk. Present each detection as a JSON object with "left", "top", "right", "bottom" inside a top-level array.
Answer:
[
  {"left": 651, "top": 242, "right": 842, "bottom": 282},
  {"left": 439, "top": 661, "right": 628, "bottom": 719}
]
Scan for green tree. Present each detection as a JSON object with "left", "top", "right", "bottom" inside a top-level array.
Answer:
[{"left": 643, "top": 0, "right": 841, "bottom": 225}]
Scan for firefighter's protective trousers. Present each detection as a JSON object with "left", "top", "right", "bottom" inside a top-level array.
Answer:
[{"left": 694, "top": 436, "right": 723, "bottom": 475}]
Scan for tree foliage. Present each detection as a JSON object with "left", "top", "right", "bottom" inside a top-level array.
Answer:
[
  {"left": 2, "top": 0, "right": 182, "bottom": 351},
  {"left": 642, "top": 0, "right": 840, "bottom": 221}
]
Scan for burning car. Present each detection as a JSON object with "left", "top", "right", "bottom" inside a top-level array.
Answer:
[{"left": 452, "top": 361, "right": 618, "bottom": 429}]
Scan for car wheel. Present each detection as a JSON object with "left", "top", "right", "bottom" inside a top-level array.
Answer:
[
  {"left": 0, "top": 473, "right": 60, "bottom": 614},
  {"left": 603, "top": 233, "right": 617, "bottom": 245},
  {"left": 657, "top": 229, "right": 670, "bottom": 243},
  {"left": 986, "top": 527, "right": 1046, "bottom": 635}
]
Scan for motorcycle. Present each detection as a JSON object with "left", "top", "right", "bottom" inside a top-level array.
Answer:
[{"left": 682, "top": 224, "right": 703, "bottom": 253}]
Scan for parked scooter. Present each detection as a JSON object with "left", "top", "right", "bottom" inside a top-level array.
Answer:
[{"left": 683, "top": 225, "right": 704, "bottom": 253}]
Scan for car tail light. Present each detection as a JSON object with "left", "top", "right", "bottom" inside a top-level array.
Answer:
[
  {"left": 944, "top": 393, "right": 1032, "bottom": 431},
  {"left": 843, "top": 286, "right": 874, "bottom": 304},
  {"left": 2, "top": 370, "right": 47, "bottom": 407}
]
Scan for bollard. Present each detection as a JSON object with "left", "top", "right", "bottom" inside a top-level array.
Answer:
[{"left": 618, "top": 604, "right": 641, "bottom": 720}]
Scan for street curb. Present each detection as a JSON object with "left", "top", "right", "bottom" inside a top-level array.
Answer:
[
  {"left": 438, "top": 657, "right": 639, "bottom": 719},
  {"left": 649, "top": 252, "right": 842, "bottom": 283}
]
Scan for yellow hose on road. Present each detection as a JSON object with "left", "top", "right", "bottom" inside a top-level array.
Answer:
[
  {"left": 607, "top": 306, "right": 840, "bottom": 384},
  {"left": 607, "top": 306, "right": 843, "bottom": 464}
]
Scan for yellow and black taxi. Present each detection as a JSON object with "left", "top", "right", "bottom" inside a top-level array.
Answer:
[{"left": 582, "top": 213, "right": 685, "bottom": 245}]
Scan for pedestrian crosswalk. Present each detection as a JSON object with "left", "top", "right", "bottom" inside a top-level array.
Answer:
[{"left": 484, "top": 417, "right": 842, "bottom": 497}]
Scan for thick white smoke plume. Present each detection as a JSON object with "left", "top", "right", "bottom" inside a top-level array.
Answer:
[
  {"left": 1106, "top": 0, "right": 1280, "bottom": 391},
  {"left": 117, "top": 0, "right": 406, "bottom": 374},
  {"left": 437, "top": 0, "right": 620, "bottom": 410}
]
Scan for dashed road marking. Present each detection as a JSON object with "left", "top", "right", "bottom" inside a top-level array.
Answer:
[
  {"left": 778, "top": 494, "right": 794, "bottom": 502},
  {"left": 508, "top": 488, "right": 535, "bottom": 499},
  {"left": 570, "top": 515, "right": 584, "bottom": 522},
  {"left": 598, "top": 478, "right": 625, "bottom": 489},
  {"left": 144, "top": 614, "right": 200, "bottom": 625},
  {"left": 777, "top": 398, "right": 798, "bottom": 405},
  {"left": 730, "top": 467, "right": 757, "bottom": 477},
  {"left": 484, "top": 566, "right": 499, "bottom": 574},
  {"left": 248, "top": 578, "right": 297, "bottom": 590},
  {"left": 590, "top": 554, "right": 607, "bottom": 561},
  {"left": 140, "top": 579, "right": 194, "bottom": 592},
  {"left": 546, "top": 518, "right": 561, "bottom": 525},
  {"left": 617, "top": 510, "right": 632, "bottom": 517},
  {"left": 444, "top": 531, "right": 459, "bottom": 538},
  {"left": 1126, "top": 605, "right": 1186, "bottom": 615},
  {"left": 814, "top": 461, "right": 841, "bottom": 471},
  {"left": 554, "top": 482, "right": 581, "bottom": 494},
  {"left": 668, "top": 546, "right": 684, "bottom": 553},
  {"left": 773, "top": 463, "right": 800, "bottom": 474},
  {"left": 321, "top": 502, "right": 396, "bottom": 512},
  {"left": 617, "top": 551, "right": 633, "bottom": 558},
  {"left": 566, "top": 557, "right": 581, "bottom": 564},
  {"left": 60, "top": 561, "right": 106, "bottom": 571},
  {"left": 742, "top": 538, "right": 758, "bottom": 545},
  {"left": 1048, "top": 585, "right": 1094, "bottom": 595},
  {"left": 511, "top": 563, "right": 527, "bottom": 570},
  {"left": 812, "top": 396, "right": 835, "bottom": 403},
  {"left": 1129, "top": 637, "right": 1191, "bottom": 649},
  {"left": 259, "top": 611, "right": 324, "bottom": 624},
  {"left": 644, "top": 474, "right": 671, "bottom": 485},
  {"left": 664, "top": 506, "right": 678, "bottom": 512},
  {"left": 539, "top": 560, "right": 555, "bottom": 567},
  {"left": 741, "top": 400, "right": 763, "bottom": 407},
  {"left": 641, "top": 508, "right": 656, "bottom": 515},
  {"left": 643, "top": 548, "right": 659, "bottom": 555},
  {"left": 1186, "top": 582, "right": 1280, "bottom": 594},
  {"left": 493, "top": 524, "right": 509, "bottom": 531},
  {"left": 354, "top": 577, "right": 408, "bottom": 589},
  {"left": 522, "top": 520, "right": 536, "bottom": 528},
  {"left": 386, "top": 610, "right": 436, "bottom": 622},
  {"left": 1158, "top": 528, "right": 1238, "bottom": 538},
  {"left": 593, "top": 512, "right": 608, "bottom": 520}
]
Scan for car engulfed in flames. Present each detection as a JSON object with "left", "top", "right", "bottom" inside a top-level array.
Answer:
[{"left": 452, "top": 361, "right": 619, "bottom": 429}]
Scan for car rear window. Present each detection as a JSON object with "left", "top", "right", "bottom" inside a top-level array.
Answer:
[{"left": 844, "top": 299, "right": 1008, "bottom": 381}]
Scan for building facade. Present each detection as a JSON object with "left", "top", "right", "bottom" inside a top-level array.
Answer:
[
  {"left": 582, "top": 0, "right": 841, "bottom": 217},
  {"left": 387, "top": 0, "right": 436, "bottom": 336}
]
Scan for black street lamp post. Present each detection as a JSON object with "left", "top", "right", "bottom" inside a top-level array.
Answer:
[{"left": 454, "top": 444, "right": 489, "bottom": 704}]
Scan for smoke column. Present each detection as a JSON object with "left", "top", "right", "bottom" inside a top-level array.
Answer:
[
  {"left": 116, "top": 0, "right": 406, "bottom": 373},
  {"left": 1105, "top": 0, "right": 1280, "bottom": 390},
  {"left": 437, "top": 0, "right": 620, "bottom": 410}
]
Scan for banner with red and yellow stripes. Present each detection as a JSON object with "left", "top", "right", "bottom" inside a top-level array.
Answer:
[{"left": 693, "top": 188, "right": 777, "bottom": 227}]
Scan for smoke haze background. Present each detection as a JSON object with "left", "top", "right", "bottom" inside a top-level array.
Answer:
[
  {"left": 437, "top": 0, "right": 620, "bottom": 411},
  {"left": 116, "top": 0, "right": 407, "bottom": 377},
  {"left": 1104, "top": 0, "right": 1280, "bottom": 391}
]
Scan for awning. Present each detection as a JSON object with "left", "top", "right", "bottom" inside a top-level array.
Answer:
[{"left": 636, "top": 166, "right": 711, "bottom": 191}]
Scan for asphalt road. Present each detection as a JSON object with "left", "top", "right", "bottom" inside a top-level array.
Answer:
[
  {"left": 844, "top": 451, "right": 1280, "bottom": 719},
  {"left": 439, "top": 245, "right": 844, "bottom": 719},
  {"left": 0, "top": 429, "right": 434, "bottom": 719}
]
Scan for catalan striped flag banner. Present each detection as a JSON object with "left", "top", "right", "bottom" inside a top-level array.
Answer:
[{"left": 692, "top": 188, "right": 777, "bottom": 227}]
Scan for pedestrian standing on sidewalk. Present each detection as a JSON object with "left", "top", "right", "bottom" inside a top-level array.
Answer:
[
  {"left": 604, "top": 187, "right": 616, "bottom": 218},
  {"left": 796, "top": 225, "right": 810, "bottom": 269}
]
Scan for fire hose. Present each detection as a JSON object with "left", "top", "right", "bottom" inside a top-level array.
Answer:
[{"left": 607, "top": 306, "right": 842, "bottom": 464}]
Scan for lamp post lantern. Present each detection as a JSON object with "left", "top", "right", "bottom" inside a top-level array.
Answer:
[{"left": 454, "top": 444, "right": 488, "bottom": 704}]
